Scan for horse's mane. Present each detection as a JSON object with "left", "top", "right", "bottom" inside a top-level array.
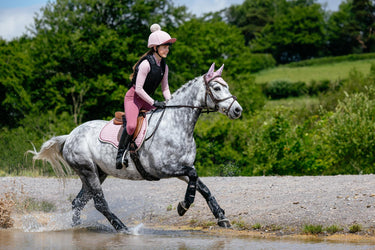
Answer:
[{"left": 172, "top": 76, "right": 202, "bottom": 97}]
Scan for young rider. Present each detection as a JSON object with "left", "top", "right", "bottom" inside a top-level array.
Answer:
[{"left": 116, "top": 24, "right": 176, "bottom": 169}]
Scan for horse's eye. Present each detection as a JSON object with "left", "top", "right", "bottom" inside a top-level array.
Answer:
[{"left": 214, "top": 86, "right": 221, "bottom": 91}]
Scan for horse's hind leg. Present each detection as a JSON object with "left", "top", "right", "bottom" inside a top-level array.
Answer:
[
  {"left": 72, "top": 186, "right": 92, "bottom": 226},
  {"left": 194, "top": 177, "right": 231, "bottom": 228},
  {"left": 72, "top": 164, "right": 128, "bottom": 232},
  {"left": 72, "top": 167, "right": 108, "bottom": 226}
]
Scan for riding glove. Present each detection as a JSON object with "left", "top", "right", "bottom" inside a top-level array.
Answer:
[{"left": 153, "top": 100, "right": 166, "bottom": 109}]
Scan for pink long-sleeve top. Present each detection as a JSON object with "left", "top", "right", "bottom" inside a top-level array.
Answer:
[{"left": 134, "top": 54, "right": 172, "bottom": 106}]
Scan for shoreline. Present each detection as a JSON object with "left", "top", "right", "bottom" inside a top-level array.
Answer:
[{"left": 1, "top": 175, "right": 375, "bottom": 243}]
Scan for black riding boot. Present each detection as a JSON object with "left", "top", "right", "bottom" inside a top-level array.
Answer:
[{"left": 116, "top": 125, "right": 132, "bottom": 170}]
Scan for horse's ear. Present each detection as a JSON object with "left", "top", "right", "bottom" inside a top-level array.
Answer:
[
  {"left": 205, "top": 63, "right": 215, "bottom": 81},
  {"left": 216, "top": 64, "right": 224, "bottom": 76}
]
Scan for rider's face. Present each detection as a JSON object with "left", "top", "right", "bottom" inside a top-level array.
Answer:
[{"left": 156, "top": 45, "right": 170, "bottom": 58}]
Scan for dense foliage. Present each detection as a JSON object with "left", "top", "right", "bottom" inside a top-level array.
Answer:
[
  {"left": 195, "top": 66, "right": 375, "bottom": 176},
  {"left": 1, "top": 0, "right": 375, "bottom": 176}
]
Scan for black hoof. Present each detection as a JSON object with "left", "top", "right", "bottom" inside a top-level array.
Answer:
[
  {"left": 177, "top": 201, "right": 188, "bottom": 216},
  {"left": 218, "top": 218, "right": 231, "bottom": 228}
]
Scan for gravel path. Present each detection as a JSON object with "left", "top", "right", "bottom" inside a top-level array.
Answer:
[{"left": 1, "top": 175, "right": 375, "bottom": 233}]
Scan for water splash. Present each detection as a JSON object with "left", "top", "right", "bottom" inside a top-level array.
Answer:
[
  {"left": 21, "top": 212, "right": 73, "bottom": 232},
  {"left": 129, "top": 223, "right": 144, "bottom": 235}
]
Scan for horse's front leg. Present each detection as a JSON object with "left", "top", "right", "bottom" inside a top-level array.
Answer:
[
  {"left": 196, "top": 178, "right": 231, "bottom": 228},
  {"left": 177, "top": 174, "right": 231, "bottom": 228},
  {"left": 177, "top": 167, "right": 198, "bottom": 217}
]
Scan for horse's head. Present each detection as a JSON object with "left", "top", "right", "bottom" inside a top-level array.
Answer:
[{"left": 203, "top": 63, "right": 242, "bottom": 119}]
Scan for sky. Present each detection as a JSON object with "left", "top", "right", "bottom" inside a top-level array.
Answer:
[{"left": 0, "top": 0, "right": 343, "bottom": 41}]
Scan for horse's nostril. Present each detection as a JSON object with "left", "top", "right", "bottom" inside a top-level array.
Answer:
[{"left": 234, "top": 107, "right": 242, "bottom": 115}]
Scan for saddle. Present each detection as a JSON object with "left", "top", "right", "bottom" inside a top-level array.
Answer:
[
  {"left": 99, "top": 110, "right": 158, "bottom": 181},
  {"left": 114, "top": 111, "right": 146, "bottom": 141},
  {"left": 99, "top": 110, "right": 148, "bottom": 150}
]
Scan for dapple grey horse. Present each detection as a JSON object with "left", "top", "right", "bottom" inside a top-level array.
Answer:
[{"left": 30, "top": 63, "right": 242, "bottom": 233}]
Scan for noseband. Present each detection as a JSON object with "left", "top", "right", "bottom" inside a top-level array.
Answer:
[{"left": 204, "top": 75, "right": 238, "bottom": 116}]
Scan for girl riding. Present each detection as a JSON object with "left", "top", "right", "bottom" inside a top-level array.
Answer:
[{"left": 116, "top": 24, "right": 176, "bottom": 169}]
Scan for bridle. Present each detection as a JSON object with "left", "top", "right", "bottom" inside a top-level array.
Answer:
[{"left": 203, "top": 75, "right": 237, "bottom": 116}]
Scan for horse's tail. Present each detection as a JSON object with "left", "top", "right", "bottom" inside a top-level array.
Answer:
[{"left": 27, "top": 135, "right": 72, "bottom": 178}]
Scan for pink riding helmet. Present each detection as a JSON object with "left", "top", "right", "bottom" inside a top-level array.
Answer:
[{"left": 148, "top": 24, "right": 177, "bottom": 48}]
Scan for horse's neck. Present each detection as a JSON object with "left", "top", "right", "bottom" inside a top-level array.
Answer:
[
  {"left": 169, "top": 76, "right": 205, "bottom": 107},
  {"left": 167, "top": 76, "right": 206, "bottom": 134}
]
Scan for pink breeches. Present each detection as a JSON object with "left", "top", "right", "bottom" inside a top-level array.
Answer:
[{"left": 124, "top": 87, "right": 154, "bottom": 135}]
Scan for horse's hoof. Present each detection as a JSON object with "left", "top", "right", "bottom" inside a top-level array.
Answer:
[
  {"left": 218, "top": 218, "right": 231, "bottom": 228},
  {"left": 177, "top": 201, "right": 188, "bottom": 216}
]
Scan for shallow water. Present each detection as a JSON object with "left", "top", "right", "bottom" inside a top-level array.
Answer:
[
  {"left": 2, "top": 177, "right": 375, "bottom": 249},
  {"left": 1, "top": 226, "right": 375, "bottom": 250}
]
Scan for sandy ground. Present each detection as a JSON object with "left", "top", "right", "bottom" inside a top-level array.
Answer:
[{"left": 2, "top": 175, "right": 375, "bottom": 242}]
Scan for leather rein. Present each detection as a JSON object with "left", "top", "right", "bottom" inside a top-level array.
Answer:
[{"left": 145, "top": 75, "right": 237, "bottom": 141}]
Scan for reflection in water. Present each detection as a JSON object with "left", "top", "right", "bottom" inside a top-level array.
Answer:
[{"left": 1, "top": 226, "right": 375, "bottom": 250}]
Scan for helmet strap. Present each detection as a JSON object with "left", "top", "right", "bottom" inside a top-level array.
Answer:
[{"left": 155, "top": 46, "right": 163, "bottom": 58}]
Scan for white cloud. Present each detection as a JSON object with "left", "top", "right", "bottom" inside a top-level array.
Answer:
[{"left": 0, "top": 5, "right": 42, "bottom": 41}]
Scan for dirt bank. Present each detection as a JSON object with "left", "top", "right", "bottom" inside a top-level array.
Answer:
[{"left": 1, "top": 175, "right": 375, "bottom": 242}]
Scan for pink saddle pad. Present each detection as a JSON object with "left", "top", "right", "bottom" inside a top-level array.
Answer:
[{"left": 99, "top": 118, "right": 148, "bottom": 151}]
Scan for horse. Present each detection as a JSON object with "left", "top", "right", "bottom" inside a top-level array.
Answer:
[{"left": 29, "top": 63, "right": 242, "bottom": 233}]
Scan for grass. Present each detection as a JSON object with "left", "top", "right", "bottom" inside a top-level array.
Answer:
[
  {"left": 231, "top": 219, "right": 251, "bottom": 230},
  {"left": 349, "top": 224, "right": 362, "bottom": 233},
  {"left": 303, "top": 224, "right": 323, "bottom": 234},
  {"left": 254, "top": 59, "right": 375, "bottom": 84},
  {"left": 325, "top": 225, "right": 343, "bottom": 234},
  {"left": 188, "top": 219, "right": 216, "bottom": 228},
  {"left": 264, "top": 96, "right": 320, "bottom": 109}
]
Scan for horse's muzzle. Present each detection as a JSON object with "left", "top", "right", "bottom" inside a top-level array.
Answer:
[{"left": 228, "top": 102, "right": 242, "bottom": 119}]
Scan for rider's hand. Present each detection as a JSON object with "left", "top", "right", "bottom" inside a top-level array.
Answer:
[{"left": 153, "top": 100, "right": 166, "bottom": 109}]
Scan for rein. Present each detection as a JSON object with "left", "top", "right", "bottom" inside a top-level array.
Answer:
[{"left": 144, "top": 75, "right": 237, "bottom": 141}]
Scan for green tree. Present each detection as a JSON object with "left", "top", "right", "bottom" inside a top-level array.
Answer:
[
  {"left": 225, "top": 0, "right": 277, "bottom": 45},
  {"left": 27, "top": 0, "right": 189, "bottom": 123},
  {"left": 326, "top": 1, "right": 359, "bottom": 55},
  {"left": 326, "top": 0, "right": 375, "bottom": 55},
  {"left": 352, "top": 0, "right": 375, "bottom": 52},
  {"left": 167, "top": 19, "right": 267, "bottom": 113},
  {"left": 251, "top": 3, "right": 326, "bottom": 63},
  {"left": 0, "top": 38, "right": 34, "bottom": 127}
]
